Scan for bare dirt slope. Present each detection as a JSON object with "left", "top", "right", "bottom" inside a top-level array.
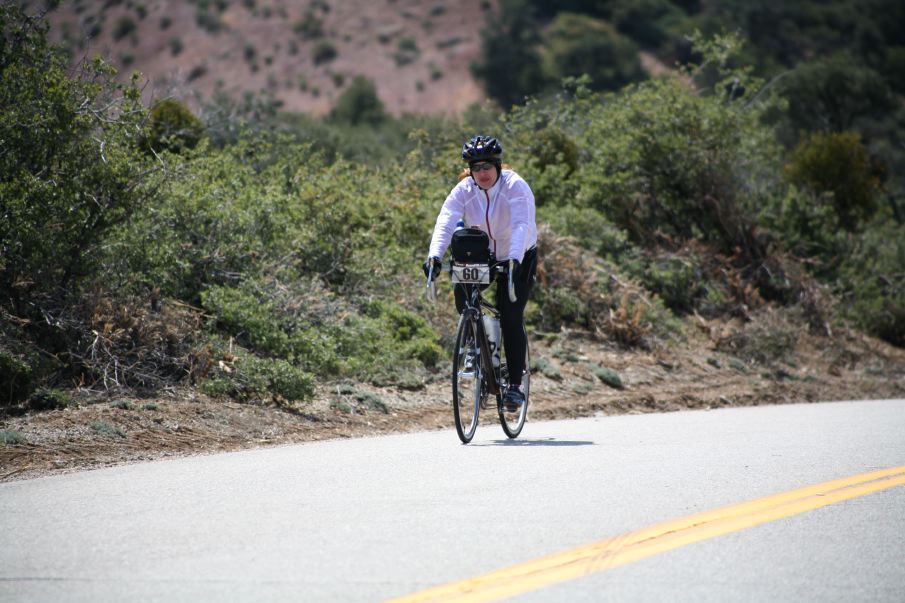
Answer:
[
  {"left": 3, "top": 324, "right": 903, "bottom": 482},
  {"left": 44, "top": 0, "right": 490, "bottom": 115}
]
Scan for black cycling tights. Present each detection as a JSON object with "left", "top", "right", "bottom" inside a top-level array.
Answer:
[{"left": 454, "top": 247, "right": 537, "bottom": 387}]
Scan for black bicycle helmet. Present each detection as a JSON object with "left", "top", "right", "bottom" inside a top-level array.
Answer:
[{"left": 461, "top": 135, "right": 503, "bottom": 163}]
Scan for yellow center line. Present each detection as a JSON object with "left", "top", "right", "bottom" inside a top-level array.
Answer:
[{"left": 385, "top": 465, "right": 905, "bottom": 603}]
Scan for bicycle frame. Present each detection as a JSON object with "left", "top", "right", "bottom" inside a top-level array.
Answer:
[
  {"left": 461, "top": 284, "right": 503, "bottom": 396},
  {"left": 438, "top": 259, "right": 529, "bottom": 442}
]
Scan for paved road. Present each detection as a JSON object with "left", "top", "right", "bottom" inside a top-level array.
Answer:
[{"left": 2, "top": 399, "right": 904, "bottom": 602}]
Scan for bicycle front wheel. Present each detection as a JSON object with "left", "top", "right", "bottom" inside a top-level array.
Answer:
[
  {"left": 499, "top": 340, "right": 529, "bottom": 439},
  {"left": 452, "top": 315, "right": 482, "bottom": 443}
]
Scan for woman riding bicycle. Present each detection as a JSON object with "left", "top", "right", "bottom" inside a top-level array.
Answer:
[{"left": 422, "top": 135, "right": 538, "bottom": 412}]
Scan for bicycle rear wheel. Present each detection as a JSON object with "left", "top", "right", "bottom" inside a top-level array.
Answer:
[
  {"left": 452, "top": 315, "right": 482, "bottom": 443},
  {"left": 499, "top": 340, "right": 529, "bottom": 438}
]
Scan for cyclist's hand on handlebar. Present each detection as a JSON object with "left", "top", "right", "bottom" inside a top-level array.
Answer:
[{"left": 422, "top": 257, "right": 442, "bottom": 281}]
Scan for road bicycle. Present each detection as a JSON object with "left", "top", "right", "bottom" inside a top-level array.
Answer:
[{"left": 427, "top": 259, "right": 530, "bottom": 444}]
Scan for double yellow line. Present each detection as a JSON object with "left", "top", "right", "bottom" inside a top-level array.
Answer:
[{"left": 387, "top": 465, "right": 905, "bottom": 603}]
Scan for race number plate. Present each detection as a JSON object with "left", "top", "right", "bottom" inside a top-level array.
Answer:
[{"left": 451, "top": 263, "right": 491, "bottom": 284}]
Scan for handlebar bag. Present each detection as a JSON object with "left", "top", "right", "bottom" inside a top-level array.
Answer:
[{"left": 450, "top": 227, "right": 491, "bottom": 263}]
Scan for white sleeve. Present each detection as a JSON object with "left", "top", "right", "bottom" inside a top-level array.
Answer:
[
  {"left": 506, "top": 179, "right": 533, "bottom": 262},
  {"left": 428, "top": 184, "right": 467, "bottom": 260}
]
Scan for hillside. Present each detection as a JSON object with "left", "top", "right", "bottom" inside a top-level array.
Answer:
[
  {"left": 3, "top": 2, "right": 905, "bottom": 481},
  {"left": 43, "top": 0, "right": 490, "bottom": 115}
]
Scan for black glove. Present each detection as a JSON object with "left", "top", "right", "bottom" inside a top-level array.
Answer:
[
  {"left": 422, "top": 257, "right": 441, "bottom": 281},
  {"left": 509, "top": 258, "right": 521, "bottom": 281}
]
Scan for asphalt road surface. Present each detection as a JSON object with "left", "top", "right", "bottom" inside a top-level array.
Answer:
[{"left": 2, "top": 399, "right": 904, "bottom": 602}]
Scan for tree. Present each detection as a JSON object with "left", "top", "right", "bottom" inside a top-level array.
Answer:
[
  {"left": 0, "top": 4, "right": 159, "bottom": 393},
  {"left": 542, "top": 13, "right": 645, "bottom": 92},
  {"left": 146, "top": 98, "right": 205, "bottom": 153},
  {"left": 779, "top": 53, "right": 894, "bottom": 137},
  {"left": 784, "top": 131, "right": 882, "bottom": 230},
  {"left": 471, "top": 0, "right": 547, "bottom": 109},
  {"left": 329, "top": 75, "right": 386, "bottom": 126}
]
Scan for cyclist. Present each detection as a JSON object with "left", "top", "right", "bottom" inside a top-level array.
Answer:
[{"left": 423, "top": 135, "right": 538, "bottom": 412}]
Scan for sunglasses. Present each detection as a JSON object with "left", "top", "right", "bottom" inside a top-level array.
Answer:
[{"left": 470, "top": 161, "right": 496, "bottom": 173}]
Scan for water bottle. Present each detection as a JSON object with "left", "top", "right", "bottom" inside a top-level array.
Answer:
[{"left": 482, "top": 315, "right": 501, "bottom": 368}]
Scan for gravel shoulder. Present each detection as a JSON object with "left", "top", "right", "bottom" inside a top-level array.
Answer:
[{"left": 3, "top": 327, "right": 904, "bottom": 482}]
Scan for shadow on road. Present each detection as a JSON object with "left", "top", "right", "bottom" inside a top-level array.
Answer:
[{"left": 475, "top": 438, "right": 595, "bottom": 447}]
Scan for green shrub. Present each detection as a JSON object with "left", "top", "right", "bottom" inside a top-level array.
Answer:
[
  {"left": 778, "top": 54, "right": 894, "bottom": 139},
  {"left": 609, "top": 0, "right": 687, "bottom": 48},
  {"left": 90, "top": 420, "right": 126, "bottom": 438},
  {"left": 471, "top": 0, "right": 546, "bottom": 109},
  {"left": 528, "top": 127, "right": 579, "bottom": 178},
  {"left": 634, "top": 252, "right": 708, "bottom": 315},
  {"left": 542, "top": 13, "right": 645, "bottom": 92},
  {"left": 576, "top": 73, "right": 780, "bottom": 255},
  {"left": 394, "top": 36, "right": 420, "bottom": 66},
  {"left": 313, "top": 40, "right": 337, "bottom": 64},
  {"left": 758, "top": 186, "right": 849, "bottom": 274},
  {"left": 837, "top": 219, "right": 905, "bottom": 346},
  {"left": 540, "top": 206, "right": 632, "bottom": 260},
  {"left": 530, "top": 228, "right": 682, "bottom": 345},
  {"left": 531, "top": 357, "right": 562, "bottom": 381},
  {"left": 1, "top": 4, "right": 154, "bottom": 386},
  {"left": 202, "top": 351, "right": 315, "bottom": 403},
  {"left": 113, "top": 16, "right": 136, "bottom": 41},
  {"left": 718, "top": 309, "right": 800, "bottom": 365},
  {"left": 28, "top": 389, "right": 74, "bottom": 412},
  {"left": 1, "top": 430, "right": 27, "bottom": 445},
  {"left": 329, "top": 76, "right": 386, "bottom": 125},
  {"left": 784, "top": 131, "right": 882, "bottom": 230},
  {"left": 0, "top": 351, "right": 33, "bottom": 405},
  {"left": 293, "top": 13, "right": 323, "bottom": 39},
  {"left": 588, "top": 364, "right": 624, "bottom": 389},
  {"left": 145, "top": 98, "right": 204, "bottom": 154}
]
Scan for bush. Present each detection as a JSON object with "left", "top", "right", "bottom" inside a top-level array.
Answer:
[
  {"left": 567, "top": 36, "right": 783, "bottom": 265},
  {"left": 758, "top": 186, "right": 848, "bottom": 274},
  {"left": 1, "top": 4, "right": 157, "bottom": 387},
  {"left": 784, "top": 131, "right": 882, "bottom": 230},
  {"left": 635, "top": 252, "right": 708, "bottom": 315},
  {"left": 293, "top": 13, "right": 323, "bottom": 39},
  {"left": 27, "top": 388, "right": 74, "bottom": 412},
  {"left": 0, "top": 350, "right": 33, "bottom": 405},
  {"left": 329, "top": 76, "right": 386, "bottom": 125},
  {"left": 531, "top": 226, "right": 682, "bottom": 346},
  {"left": 718, "top": 308, "right": 800, "bottom": 365},
  {"left": 1, "top": 430, "right": 27, "bottom": 445},
  {"left": 90, "top": 420, "right": 126, "bottom": 438},
  {"left": 145, "top": 98, "right": 204, "bottom": 153},
  {"left": 837, "top": 219, "right": 905, "bottom": 346},
  {"left": 113, "top": 16, "right": 136, "bottom": 41},
  {"left": 778, "top": 54, "right": 894, "bottom": 140},
  {"left": 394, "top": 36, "right": 420, "bottom": 66},
  {"left": 471, "top": 0, "right": 546, "bottom": 109},
  {"left": 313, "top": 40, "right": 337, "bottom": 64},
  {"left": 538, "top": 206, "right": 632, "bottom": 260},
  {"left": 609, "top": 0, "right": 687, "bottom": 49},
  {"left": 528, "top": 127, "right": 579, "bottom": 178},
  {"left": 589, "top": 364, "right": 623, "bottom": 389},
  {"left": 202, "top": 348, "right": 315, "bottom": 403},
  {"left": 542, "top": 13, "right": 646, "bottom": 92}
]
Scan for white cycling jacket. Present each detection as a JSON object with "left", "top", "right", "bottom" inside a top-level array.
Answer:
[{"left": 428, "top": 170, "right": 537, "bottom": 263}]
